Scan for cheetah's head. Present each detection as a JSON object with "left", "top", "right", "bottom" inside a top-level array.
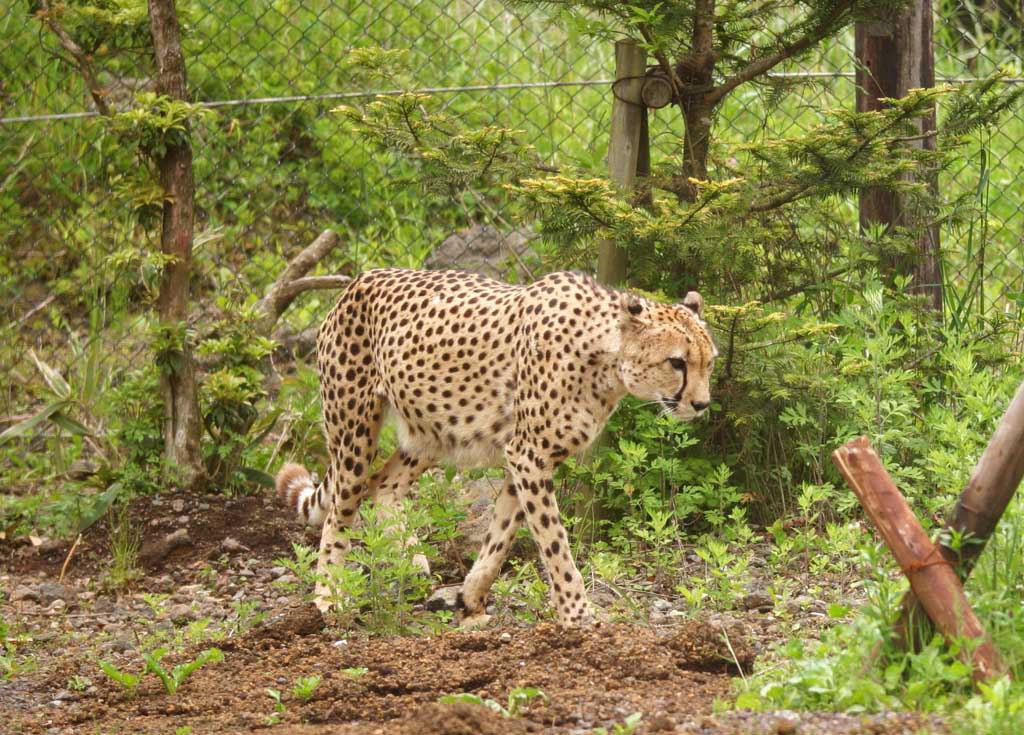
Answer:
[{"left": 616, "top": 291, "right": 717, "bottom": 421}]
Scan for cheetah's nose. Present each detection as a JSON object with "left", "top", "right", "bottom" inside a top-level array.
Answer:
[{"left": 690, "top": 401, "right": 709, "bottom": 412}]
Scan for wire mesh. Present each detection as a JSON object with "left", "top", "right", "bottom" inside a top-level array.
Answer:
[{"left": 1, "top": 0, "right": 1022, "bottom": 427}]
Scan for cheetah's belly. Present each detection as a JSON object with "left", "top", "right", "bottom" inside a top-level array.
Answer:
[{"left": 385, "top": 398, "right": 515, "bottom": 470}]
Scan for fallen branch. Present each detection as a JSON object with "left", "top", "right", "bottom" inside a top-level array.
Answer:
[
  {"left": 892, "top": 379, "right": 1024, "bottom": 651},
  {"left": 258, "top": 229, "right": 351, "bottom": 329},
  {"left": 833, "top": 437, "right": 1007, "bottom": 683}
]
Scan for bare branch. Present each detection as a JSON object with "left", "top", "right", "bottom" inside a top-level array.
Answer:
[
  {"left": 258, "top": 229, "right": 349, "bottom": 327},
  {"left": 36, "top": 2, "right": 112, "bottom": 116}
]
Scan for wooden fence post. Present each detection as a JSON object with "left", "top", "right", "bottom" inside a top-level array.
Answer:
[
  {"left": 833, "top": 437, "right": 1007, "bottom": 683},
  {"left": 892, "top": 379, "right": 1024, "bottom": 650},
  {"left": 855, "top": 0, "right": 941, "bottom": 311},
  {"left": 149, "top": 0, "right": 205, "bottom": 491},
  {"left": 596, "top": 39, "right": 646, "bottom": 287}
]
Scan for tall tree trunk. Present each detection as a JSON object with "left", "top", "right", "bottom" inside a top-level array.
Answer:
[
  {"left": 856, "top": 0, "right": 941, "bottom": 312},
  {"left": 676, "top": 0, "right": 716, "bottom": 205},
  {"left": 149, "top": 0, "right": 204, "bottom": 491}
]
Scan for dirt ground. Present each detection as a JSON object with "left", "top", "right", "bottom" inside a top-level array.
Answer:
[{"left": 0, "top": 489, "right": 943, "bottom": 735}]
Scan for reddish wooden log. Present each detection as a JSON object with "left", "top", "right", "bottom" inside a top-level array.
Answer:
[
  {"left": 832, "top": 437, "right": 1007, "bottom": 683},
  {"left": 893, "top": 379, "right": 1024, "bottom": 650}
]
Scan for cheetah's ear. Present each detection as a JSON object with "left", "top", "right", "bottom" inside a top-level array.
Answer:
[
  {"left": 680, "top": 291, "right": 704, "bottom": 319},
  {"left": 620, "top": 295, "right": 648, "bottom": 333}
]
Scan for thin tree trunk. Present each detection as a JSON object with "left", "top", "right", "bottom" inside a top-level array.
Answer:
[
  {"left": 149, "top": 0, "right": 204, "bottom": 491},
  {"left": 856, "top": 0, "right": 941, "bottom": 311}
]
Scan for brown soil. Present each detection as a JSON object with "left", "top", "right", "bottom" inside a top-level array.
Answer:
[{"left": 1, "top": 490, "right": 942, "bottom": 735}]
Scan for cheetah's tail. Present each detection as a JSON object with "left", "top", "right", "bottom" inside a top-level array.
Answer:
[{"left": 275, "top": 462, "right": 329, "bottom": 527}]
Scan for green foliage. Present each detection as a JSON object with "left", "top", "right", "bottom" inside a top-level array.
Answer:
[
  {"left": 593, "top": 712, "right": 644, "bottom": 735},
  {"left": 291, "top": 675, "right": 322, "bottom": 703},
  {"left": 196, "top": 305, "right": 278, "bottom": 490},
  {"left": 439, "top": 686, "right": 548, "bottom": 717},
  {"left": 98, "top": 659, "right": 142, "bottom": 693},
  {"left": 99, "top": 646, "right": 223, "bottom": 696},
  {"left": 106, "top": 497, "right": 142, "bottom": 588},
  {"left": 264, "top": 686, "right": 286, "bottom": 724},
  {"left": 107, "top": 94, "right": 214, "bottom": 159},
  {"left": 318, "top": 500, "right": 436, "bottom": 633},
  {"left": 141, "top": 647, "right": 224, "bottom": 695}
]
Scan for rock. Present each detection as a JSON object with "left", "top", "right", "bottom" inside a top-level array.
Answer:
[
  {"left": 651, "top": 598, "right": 673, "bottom": 612},
  {"left": 47, "top": 599, "right": 67, "bottom": 614},
  {"left": 166, "top": 603, "right": 198, "bottom": 625},
  {"left": 268, "top": 566, "right": 287, "bottom": 578},
  {"left": 38, "top": 582, "right": 70, "bottom": 605},
  {"left": 425, "top": 585, "right": 462, "bottom": 613},
  {"left": 253, "top": 602, "right": 324, "bottom": 640},
  {"left": 424, "top": 224, "right": 539, "bottom": 281},
  {"left": 774, "top": 713, "right": 799, "bottom": 734},
  {"left": 171, "top": 499, "right": 185, "bottom": 513},
  {"left": 91, "top": 597, "right": 117, "bottom": 615},
  {"left": 739, "top": 591, "right": 774, "bottom": 612},
  {"left": 139, "top": 528, "right": 192, "bottom": 568},
  {"left": 10, "top": 585, "right": 39, "bottom": 603}
]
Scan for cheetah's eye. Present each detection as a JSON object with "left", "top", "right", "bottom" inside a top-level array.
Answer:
[{"left": 667, "top": 357, "right": 686, "bottom": 371}]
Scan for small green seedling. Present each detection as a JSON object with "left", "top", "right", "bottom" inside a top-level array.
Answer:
[
  {"left": 292, "top": 675, "right": 322, "bottom": 702},
  {"left": 341, "top": 666, "right": 369, "bottom": 679},
  {"left": 141, "top": 647, "right": 224, "bottom": 694},
  {"left": 265, "top": 687, "right": 285, "bottom": 725},
  {"left": 439, "top": 686, "right": 547, "bottom": 717},
  {"left": 67, "top": 674, "right": 92, "bottom": 691},
  {"left": 594, "top": 712, "right": 644, "bottom": 735},
  {"left": 98, "top": 660, "right": 141, "bottom": 693},
  {"left": 140, "top": 592, "right": 170, "bottom": 617}
]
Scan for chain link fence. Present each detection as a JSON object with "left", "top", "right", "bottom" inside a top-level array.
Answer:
[{"left": 1, "top": 0, "right": 1022, "bottom": 423}]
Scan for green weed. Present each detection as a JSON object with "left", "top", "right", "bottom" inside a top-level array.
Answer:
[
  {"left": 292, "top": 675, "right": 322, "bottom": 703},
  {"left": 439, "top": 686, "right": 548, "bottom": 717}
]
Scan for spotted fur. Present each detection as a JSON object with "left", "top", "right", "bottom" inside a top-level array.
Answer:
[{"left": 277, "top": 268, "right": 717, "bottom": 626}]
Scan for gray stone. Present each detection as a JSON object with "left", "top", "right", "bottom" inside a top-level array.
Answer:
[
  {"left": 91, "top": 597, "right": 117, "bottom": 614},
  {"left": 424, "top": 224, "right": 539, "bottom": 281},
  {"left": 166, "top": 603, "right": 198, "bottom": 625},
  {"left": 739, "top": 591, "right": 774, "bottom": 612},
  {"left": 10, "top": 585, "right": 39, "bottom": 602},
  {"left": 425, "top": 585, "right": 461, "bottom": 613},
  {"left": 36, "top": 582, "right": 70, "bottom": 605}
]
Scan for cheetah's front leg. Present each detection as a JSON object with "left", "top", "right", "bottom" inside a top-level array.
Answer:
[{"left": 506, "top": 448, "right": 594, "bottom": 626}]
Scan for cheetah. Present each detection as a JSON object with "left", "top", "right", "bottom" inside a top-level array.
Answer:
[{"left": 276, "top": 268, "right": 716, "bottom": 626}]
